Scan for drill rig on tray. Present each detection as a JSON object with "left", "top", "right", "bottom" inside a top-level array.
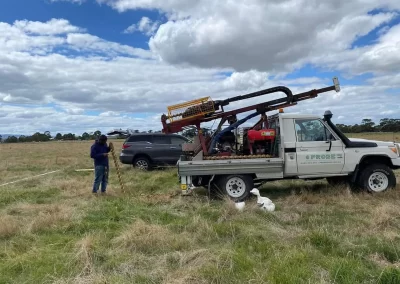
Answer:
[{"left": 161, "top": 77, "right": 340, "bottom": 161}]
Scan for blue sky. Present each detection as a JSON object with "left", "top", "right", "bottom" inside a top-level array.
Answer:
[
  {"left": 0, "top": 0, "right": 160, "bottom": 49},
  {"left": 0, "top": 0, "right": 399, "bottom": 135}
]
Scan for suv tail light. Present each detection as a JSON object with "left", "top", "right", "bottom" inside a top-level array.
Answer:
[{"left": 122, "top": 144, "right": 131, "bottom": 149}]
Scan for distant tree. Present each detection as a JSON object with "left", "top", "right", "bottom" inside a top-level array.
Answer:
[
  {"left": 379, "top": 118, "right": 400, "bottom": 132},
  {"left": 134, "top": 130, "right": 139, "bottom": 133},
  {"left": 182, "top": 128, "right": 197, "bottom": 138},
  {"left": 55, "top": 133, "right": 63, "bottom": 140},
  {"left": 93, "top": 130, "right": 101, "bottom": 137},
  {"left": 81, "top": 132, "right": 90, "bottom": 140},
  {"left": 0, "top": 135, "right": 2, "bottom": 143},
  {"left": 63, "top": 133, "right": 75, "bottom": 140},
  {"left": 44, "top": 131, "right": 51, "bottom": 137},
  {"left": 148, "top": 130, "right": 153, "bottom": 133},
  {"left": 18, "top": 135, "right": 27, "bottom": 143},
  {"left": 30, "top": 132, "right": 50, "bottom": 142},
  {"left": 5, "top": 136, "right": 18, "bottom": 143},
  {"left": 361, "top": 119, "right": 375, "bottom": 132}
]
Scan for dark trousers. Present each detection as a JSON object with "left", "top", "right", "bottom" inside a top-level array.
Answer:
[{"left": 93, "top": 165, "right": 108, "bottom": 193}]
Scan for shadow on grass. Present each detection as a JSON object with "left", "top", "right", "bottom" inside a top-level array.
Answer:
[{"left": 257, "top": 179, "right": 336, "bottom": 199}]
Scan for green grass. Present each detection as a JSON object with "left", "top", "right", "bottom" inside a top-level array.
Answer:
[{"left": 0, "top": 140, "right": 400, "bottom": 283}]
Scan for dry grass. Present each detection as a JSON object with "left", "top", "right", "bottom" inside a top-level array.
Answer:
[
  {"left": 0, "top": 215, "right": 20, "bottom": 238},
  {"left": 75, "top": 235, "right": 96, "bottom": 276},
  {"left": 348, "top": 132, "right": 400, "bottom": 142},
  {"left": 112, "top": 219, "right": 193, "bottom": 254},
  {"left": 1, "top": 202, "right": 78, "bottom": 238},
  {"left": 0, "top": 135, "right": 400, "bottom": 283}
]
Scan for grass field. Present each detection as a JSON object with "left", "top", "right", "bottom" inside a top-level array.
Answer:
[{"left": 1, "top": 132, "right": 400, "bottom": 283}]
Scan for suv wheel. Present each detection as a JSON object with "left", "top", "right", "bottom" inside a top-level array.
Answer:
[
  {"left": 134, "top": 157, "right": 150, "bottom": 171},
  {"left": 359, "top": 164, "right": 396, "bottom": 193},
  {"left": 216, "top": 174, "right": 253, "bottom": 201}
]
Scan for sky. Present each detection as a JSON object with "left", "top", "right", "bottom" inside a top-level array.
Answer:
[{"left": 0, "top": 0, "right": 399, "bottom": 135}]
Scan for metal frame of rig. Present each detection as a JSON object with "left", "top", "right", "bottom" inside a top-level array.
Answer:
[{"left": 161, "top": 77, "right": 340, "bottom": 159}]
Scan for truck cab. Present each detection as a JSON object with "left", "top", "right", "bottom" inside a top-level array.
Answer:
[
  {"left": 178, "top": 110, "right": 400, "bottom": 200},
  {"left": 281, "top": 110, "right": 400, "bottom": 179}
]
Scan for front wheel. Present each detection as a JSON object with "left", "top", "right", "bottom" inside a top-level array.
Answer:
[
  {"left": 216, "top": 174, "right": 254, "bottom": 201},
  {"left": 359, "top": 164, "right": 396, "bottom": 193}
]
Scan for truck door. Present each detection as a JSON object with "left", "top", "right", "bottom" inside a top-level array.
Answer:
[{"left": 295, "top": 118, "right": 345, "bottom": 175}]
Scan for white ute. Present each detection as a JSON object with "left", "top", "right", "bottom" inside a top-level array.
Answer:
[{"left": 179, "top": 110, "right": 400, "bottom": 200}]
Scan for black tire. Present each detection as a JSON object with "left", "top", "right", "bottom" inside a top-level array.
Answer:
[
  {"left": 133, "top": 156, "right": 151, "bottom": 171},
  {"left": 359, "top": 164, "right": 396, "bottom": 193},
  {"left": 216, "top": 174, "right": 254, "bottom": 201}
]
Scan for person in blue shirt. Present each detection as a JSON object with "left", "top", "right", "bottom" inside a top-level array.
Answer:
[{"left": 90, "top": 135, "right": 111, "bottom": 194}]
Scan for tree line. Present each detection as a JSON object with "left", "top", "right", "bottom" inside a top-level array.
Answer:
[
  {"left": 1, "top": 118, "right": 399, "bottom": 143},
  {"left": 336, "top": 118, "right": 400, "bottom": 133},
  {"left": 0, "top": 130, "right": 103, "bottom": 143},
  {"left": 0, "top": 129, "right": 162, "bottom": 143}
]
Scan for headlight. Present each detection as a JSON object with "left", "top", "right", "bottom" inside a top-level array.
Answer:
[
  {"left": 389, "top": 145, "right": 399, "bottom": 156},
  {"left": 396, "top": 144, "right": 400, "bottom": 157}
]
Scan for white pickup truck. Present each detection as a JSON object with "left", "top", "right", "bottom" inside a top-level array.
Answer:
[{"left": 178, "top": 110, "right": 400, "bottom": 200}]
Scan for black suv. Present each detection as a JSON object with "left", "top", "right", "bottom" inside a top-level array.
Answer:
[{"left": 119, "top": 133, "right": 189, "bottom": 170}]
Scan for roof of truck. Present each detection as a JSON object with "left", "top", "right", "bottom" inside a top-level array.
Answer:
[{"left": 279, "top": 113, "right": 321, "bottom": 119}]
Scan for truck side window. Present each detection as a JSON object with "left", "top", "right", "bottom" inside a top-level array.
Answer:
[{"left": 295, "top": 119, "right": 335, "bottom": 142}]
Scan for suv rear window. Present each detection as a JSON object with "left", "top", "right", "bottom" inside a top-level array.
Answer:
[{"left": 127, "top": 135, "right": 152, "bottom": 143}]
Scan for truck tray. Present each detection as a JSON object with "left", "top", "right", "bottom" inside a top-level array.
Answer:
[{"left": 178, "top": 157, "right": 284, "bottom": 179}]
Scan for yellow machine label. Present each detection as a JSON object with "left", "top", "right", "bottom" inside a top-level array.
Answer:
[{"left": 181, "top": 184, "right": 187, "bottom": 190}]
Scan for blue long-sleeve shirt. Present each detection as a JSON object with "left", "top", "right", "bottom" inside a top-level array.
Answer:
[{"left": 90, "top": 141, "right": 111, "bottom": 166}]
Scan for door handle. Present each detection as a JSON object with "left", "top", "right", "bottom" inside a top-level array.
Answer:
[
  {"left": 145, "top": 147, "right": 152, "bottom": 149},
  {"left": 300, "top": 148, "right": 308, "bottom": 151},
  {"left": 170, "top": 147, "right": 177, "bottom": 149},
  {"left": 326, "top": 140, "right": 332, "bottom": 152}
]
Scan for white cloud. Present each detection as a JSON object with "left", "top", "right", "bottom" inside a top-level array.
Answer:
[
  {"left": 66, "top": 33, "right": 154, "bottom": 58},
  {"left": 0, "top": 104, "right": 159, "bottom": 135},
  {"left": 310, "top": 23, "right": 400, "bottom": 75},
  {"left": 124, "top": 17, "right": 160, "bottom": 36},
  {"left": 0, "top": 19, "right": 152, "bottom": 58},
  {"left": 99, "top": 111, "right": 120, "bottom": 117},
  {"left": 99, "top": 0, "right": 400, "bottom": 73},
  {"left": 1, "top": 14, "right": 400, "bottom": 135},
  {"left": 13, "top": 18, "right": 83, "bottom": 35},
  {"left": 222, "top": 71, "right": 269, "bottom": 91}
]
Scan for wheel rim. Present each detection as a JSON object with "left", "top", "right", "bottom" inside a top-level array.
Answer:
[
  {"left": 136, "top": 160, "right": 148, "bottom": 170},
  {"left": 368, "top": 172, "right": 389, "bottom": 192},
  {"left": 225, "top": 177, "right": 246, "bottom": 198}
]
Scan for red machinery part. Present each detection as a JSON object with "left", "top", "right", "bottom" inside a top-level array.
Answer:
[{"left": 247, "top": 129, "right": 276, "bottom": 141}]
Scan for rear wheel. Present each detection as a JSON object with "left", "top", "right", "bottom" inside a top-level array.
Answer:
[
  {"left": 359, "top": 164, "right": 396, "bottom": 193},
  {"left": 133, "top": 157, "right": 151, "bottom": 171},
  {"left": 216, "top": 174, "right": 253, "bottom": 201}
]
